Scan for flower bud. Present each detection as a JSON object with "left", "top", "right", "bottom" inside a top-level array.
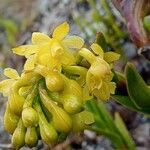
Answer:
[
  {"left": 34, "top": 101, "right": 58, "bottom": 144},
  {"left": 4, "top": 103, "right": 19, "bottom": 134},
  {"left": 11, "top": 119, "right": 26, "bottom": 149},
  {"left": 22, "top": 107, "right": 39, "bottom": 127},
  {"left": 39, "top": 121, "right": 58, "bottom": 144},
  {"left": 60, "top": 77, "right": 83, "bottom": 114},
  {"left": 8, "top": 90, "right": 25, "bottom": 116},
  {"left": 39, "top": 89, "right": 72, "bottom": 133},
  {"left": 63, "top": 94, "right": 82, "bottom": 114},
  {"left": 25, "top": 127, "right": 38, "bottom": 147},
  {"left": 72, "top": 111, "right": 94, "bottom": 132},
  {"left": 45, "top": 72, "right": 64, "bottom": 92}
]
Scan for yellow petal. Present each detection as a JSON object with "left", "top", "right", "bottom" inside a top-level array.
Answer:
[
  {"left": 89, "top": 58, "right": 111, "bottom": 78},
  {"left": 93, "top": 82, "right": 110, "bottom": 101},
  {"left": 36, "top": 44, "right": 51, "bottom": 63},
  {"left": 0, "top": 79, "right": 15, "bottom": 96},
  {"left": 32, "top": 32, "right": 51, "bottom": 44},
  {"left": 4, "top": 68, "right": 20, "bottom": 79},
  {"left": 37, "top": 43, "right": 51, "bottom": 57},
  {"left": 86, "top": 71, "right": 102, "bottom": 92},
  {"left": 12, "top": 45, "right": 38, "bottom": 58},
  {"left": 83, "top": 85, "right": 93, "bottom": 101},
  {"left": 104, "top": 52, "right": 120, "bottom": 63},
  {"left": 62, "top": 36, "right": 84, "bottom": 49},
  {"left": 52, "top": 22, "right": 69, "bottom": 40},
  {"left": 91, "top": 43, "right": 104, "bottom": 58},
  {"left": 79, "top": 48, "right": 96, "bottom": 64},
  {"left": 24, "top": 55, "right": 35, "bottom": 70}
]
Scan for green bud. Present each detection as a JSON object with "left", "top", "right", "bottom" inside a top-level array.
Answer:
[
  {"left": 39, "top": 89, "right": 72, "bottom": 133},
  {"left": 9, "top": 90, "right": 25, "bottom": 116},
  {"left": 11, "top": 119, "right": 26, "bottom": 149},
  {"left": 45, "top": 72, "right": 64, "bottom": 92},
  {"left": 63, "top": 94, "right": 83, "bottom": 114},
  {"left": 25, "top": 127, "right": 38, "bottom": 148},
  {"left": 34, "top": 65, "right": 64, "bottom": 92},
  {"left": 39, "top": 121, "right": 58, "bottom": 144},
  {"left": 60, "top": 76, "right": 83, "bottom": 114},
  {"left": 72, "top": 111, "right": 94, "bottom": 132},
  {"left": 34, "top": 101, "right": 58, "bottom": 144},
  {"left": 4, "top": 103, "right": 19, "bottom": 134},
  {"left": 22, "top": 107, "right": 39, "bottom": 127}
]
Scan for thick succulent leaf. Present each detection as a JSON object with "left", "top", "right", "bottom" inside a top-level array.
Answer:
[{"left": 126, "top": 63, "right": 150, "bottom": 108}]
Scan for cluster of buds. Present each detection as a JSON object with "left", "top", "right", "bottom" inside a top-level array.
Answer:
[{"left": 0, "top": 22, "right": 120, "bottom": 149}]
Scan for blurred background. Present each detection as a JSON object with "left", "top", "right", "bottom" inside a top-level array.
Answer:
[{"left": 0, "top": 0, "right": 149, "bottom": 149}]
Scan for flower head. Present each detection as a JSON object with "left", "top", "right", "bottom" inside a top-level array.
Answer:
[
  {"left": 79, "top": 43, "right": 120, "bottom": 101},
  {"left": 12, "top": 22, "right": 84, "bottom": 71},
  {"left": 0, "top": 68, "right": 20, "bottom": 96}
]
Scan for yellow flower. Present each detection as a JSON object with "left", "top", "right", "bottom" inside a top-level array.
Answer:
[
  {"left": 0, "top": 68, "right": 20, "bottom": 96},
  {"left": 79, "top": 43, "right": 120, "bottom": 101},
  {"left": 0, "top": 68, "right": 35, "bottom": 97},
  {"left": 12, "top": 22, "right": 84, "bottom": 71}
]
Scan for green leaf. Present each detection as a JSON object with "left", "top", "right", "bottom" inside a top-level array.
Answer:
[
  {"left": 112, "top": 95, "right": 150, "bottom": 115},
  {"left": 85, "top": 99, "right": 135, "bottom": 149},
  {"left": 114, "top": 113, "right": 136, "bottom": 150},
  {"left": 85, "top": 99, "right": 108, "bottom": 129},
  {"left": 125, "top": 63, "right": 150, "bottom": 108},
  {"left": 95, "top": 32, "right": 108, "bottom": 52},
  {"left": 85, "top": 99, "right": 118, "bottom": 131},
  {"left": 111, "top": 95, "right": 140, "bottom": 111},
  {"left": 91, "top": 126, "right": 124, "bottom": 148}
]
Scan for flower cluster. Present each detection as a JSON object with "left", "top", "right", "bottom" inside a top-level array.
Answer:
[{"left": 0, "top": 22, "right": 119, "bottom": 149}]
